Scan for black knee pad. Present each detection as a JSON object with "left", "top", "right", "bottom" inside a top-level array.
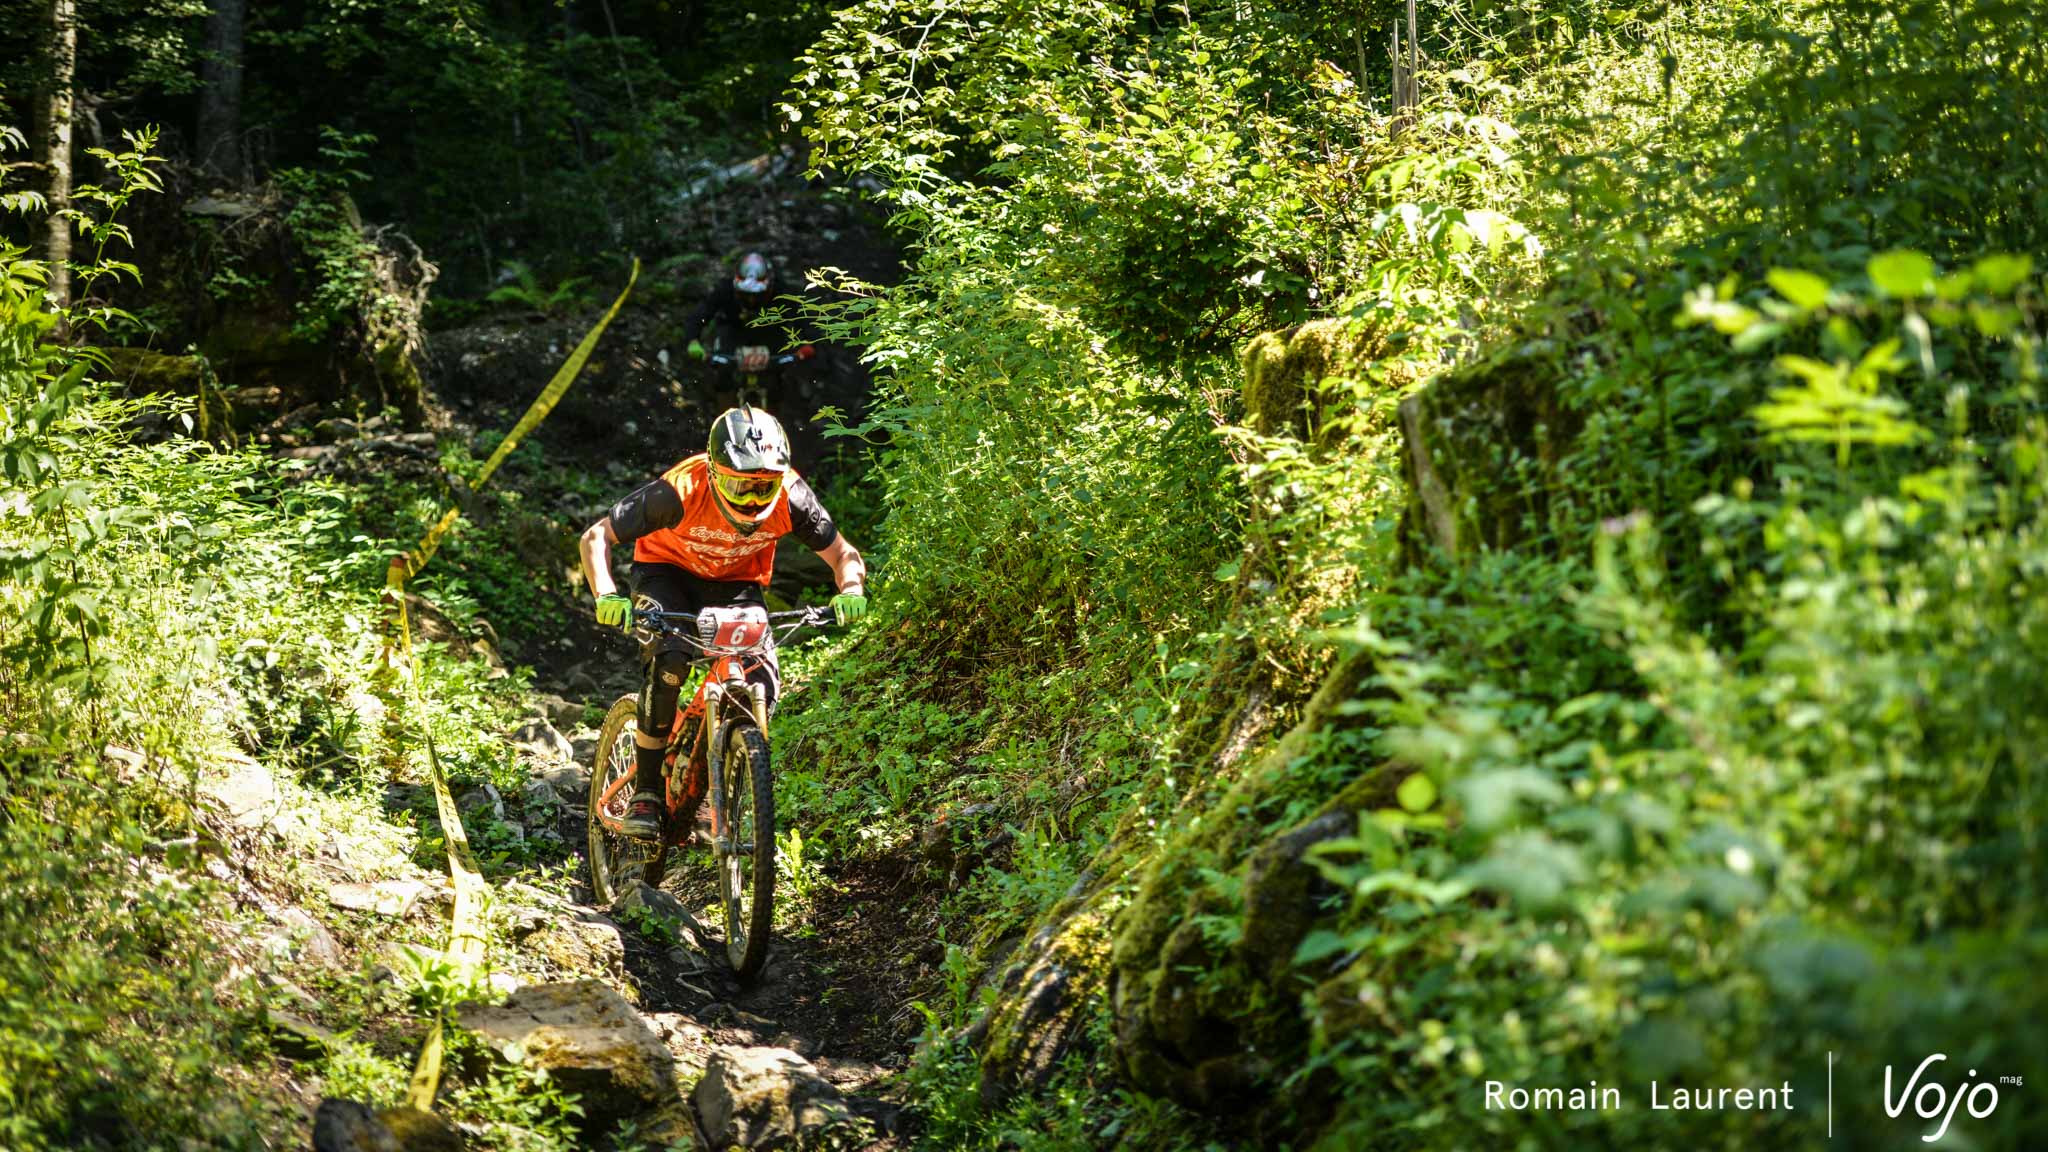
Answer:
[{"left": 638, "top": 647, "right": 695, "bottom": 736}]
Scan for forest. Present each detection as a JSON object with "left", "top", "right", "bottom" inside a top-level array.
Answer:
[{"left": 2, "top": 0, "right": 2044, "bottom": 1149}]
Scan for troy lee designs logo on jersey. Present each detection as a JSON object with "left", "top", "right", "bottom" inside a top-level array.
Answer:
[{"left": 683, "top": 524, "right": 778, "bottom": 560}]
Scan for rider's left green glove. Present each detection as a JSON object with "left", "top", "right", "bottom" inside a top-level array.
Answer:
[
  {"left": 594, "top": 593, "right": 633, "bottom": 632},
  {"left": 831, "top": 593, "right": 869, "bottom": 626},
  {"left": 686, "top": 339, "right": 706, "bottom": 361}
]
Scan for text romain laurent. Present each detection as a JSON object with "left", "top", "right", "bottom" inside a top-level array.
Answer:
[{"left": 1484, "top": 1081, "right": 1796, "bottom": 1112}]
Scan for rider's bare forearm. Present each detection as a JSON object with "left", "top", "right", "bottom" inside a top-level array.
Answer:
[
  {"left": 579, "top": 518, "right": 620, "bottom": 599},
  {"left": 819, "top": 534, "right": 865, "bottom": 594}
]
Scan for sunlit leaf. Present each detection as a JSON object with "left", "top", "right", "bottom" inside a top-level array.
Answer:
[
  {"left": 1868, "top": 249, "right": 1936, "bottom": 298},
  {"left": 1766, "top": 268, "right": 1830, "bottom": 310}
]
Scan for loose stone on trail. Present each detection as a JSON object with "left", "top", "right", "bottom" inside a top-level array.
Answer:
[
  {"left": 312, "top": 1100, "right": 462, "bottom": 1152},
  {"left": 457, "top": 980, "right": 680, "bottom": 1125},
  {"left": 611, "top": 882, "right": 713, "bottom": 955},
  {"left": 692, "top": 1045, "right": 854, "bottom": 1151},
  {"left": 509, "top": 718, "right": 576, "bottom": 762},
  {"left": 328, "top": 878, "right": 431, "bottom": 918}
]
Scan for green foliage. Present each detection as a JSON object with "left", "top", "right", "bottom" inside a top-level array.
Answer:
[
  {"left": 0, "top": 128, "right": 277, "bottom": 1151},
  {"left": 445, "top": 1033, "right": 588, "bottom": 1152},
  {"left": 0, "top": 130, "right": 531, "bottom": 1148},
  {"left": 484, "top": 261, "right": 595, "bottom": 318},
  {"left": 273, "top": 128, "right": 392, "bottom": 342},
  {"left": 778, "top": 0, "right": 2048, "bottom": 1148}
]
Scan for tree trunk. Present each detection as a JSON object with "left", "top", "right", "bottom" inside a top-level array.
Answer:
[
  {"left": 41, "top": 0, "right": 76, "bottom": 310},
  {"left": 196, "top": 0, "right": 248, "bottom": 182}
]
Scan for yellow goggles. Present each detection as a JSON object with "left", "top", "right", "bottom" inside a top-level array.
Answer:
[{"left": 712, "top": 468, "right": 784, "bottom": 509}]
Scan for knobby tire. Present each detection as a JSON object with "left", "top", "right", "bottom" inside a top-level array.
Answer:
[
  {"left": 717, "top": 719, "right": 776, "bottom": 980},
  {"left": 589, "top": 694, "right": 663, "bottom": 904}
]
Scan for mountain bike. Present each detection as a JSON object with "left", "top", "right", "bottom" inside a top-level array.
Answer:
[{"left": 586, "top": 603, "right": 832, "bottom": 979}]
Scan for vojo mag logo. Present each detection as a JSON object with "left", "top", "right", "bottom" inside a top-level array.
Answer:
[{"left": 1882, "top": 1053, "right": 2020, "bottom": 1143}]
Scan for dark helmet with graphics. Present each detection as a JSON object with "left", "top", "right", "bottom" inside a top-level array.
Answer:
[
  {"left": 706, "top": 405, "right": 791, "bottom": 533},
  {"left": 733, "top": 251, "right": 775, "bottom": 311}
]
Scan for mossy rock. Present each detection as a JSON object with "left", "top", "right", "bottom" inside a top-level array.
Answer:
[
  {"left": 1398, "top": 342, "right": 1578, "bottom": 564},
  {"left": 1240, "top": 315, "right": 1419, "bottom": 447},
  {"left": 99, "top": 346, "right": 205, "bottom": 394},
  {"left": 969, "top": 884, "right": 1117, "bottom": 1109},
  {"left": 1105, "top": 652, "right": 1382, "bottom": 1119}
]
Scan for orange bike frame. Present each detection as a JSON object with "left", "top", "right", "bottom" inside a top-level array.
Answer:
[{"left": 595, "top": 652, "right": 758, "bottom": 842}]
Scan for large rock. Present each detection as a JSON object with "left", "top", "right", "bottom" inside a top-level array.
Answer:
[
  {"left": 457, "top": 783, "right": 504, "bottom": 821},
  {"left": 312, "top": 1100, "right": 462, "bottom": 1152},
  {"left": 692, "top": 1046, "right": 852, "bottom": 1150},
  {"left": 960, "top": 875, "right": 1110, "bottom": 1110},
  {"left": 522, "top": 909, "right": 627, "bottom": 979},
  {"left": 1396, "top": 343, "right": 1578, "bottom": 565},
  {"left": 531, "top": 762, "right": 589, "bottom": 799},
  {"left": 329, "top": 878, "right": 431, "bottom": 918},
  {"left": 457, "top": 980, "right": 677, "bottom": 1124},
  {"left": 265, "top": 1007, "right": 340, "bottom": 1061},
  {"left": 521, "top": 777, "right": 561, "bottom": 811},
  {"left": 531, "top": 693, "right": 585, "bottom": 730},
  {"left": 262, "top": 907, "right": 344, "bottom": 968},
  {"left": 1106, "top": 652, "right": 1382, "bottom": 1124}
]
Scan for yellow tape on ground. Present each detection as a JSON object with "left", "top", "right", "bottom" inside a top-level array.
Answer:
[{"left": 383, "top": 259, "right": 639, "bottom": 1112}]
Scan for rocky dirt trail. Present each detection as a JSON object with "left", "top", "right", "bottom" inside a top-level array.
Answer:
[
  {"left": 505, "top": 718, "right": 942, "bottom": 1150},
  {"left": 188, "top": 698, "right": 938, "bottom": 1151}
]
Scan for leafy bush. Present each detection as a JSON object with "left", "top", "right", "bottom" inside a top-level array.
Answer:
[
  {"left": 0, "top": 131, "right": 532, "bottom": 1148},
  {"left": 777, "top": 0, "right": 2048, "bottom": 1148}
]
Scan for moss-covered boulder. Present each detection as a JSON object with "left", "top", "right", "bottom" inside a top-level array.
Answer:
[
  {"left": 104, "top": 171, "right": 435, "bottom": 434},
  {"left": 1106, "top": 651, "right": 1379, "bottom": 1122},
  {"left": 961, "top": 873, "right": 1119, "bottom": 1109},
  {"left": 1397, "top": 343, "right": 1578, "bottom": 563},
  {"left": 1239, "top": 315, "right": 1417, "bottom": 448}
]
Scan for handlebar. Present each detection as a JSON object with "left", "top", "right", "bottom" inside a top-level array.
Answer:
[
  {"left": 706, "top": 350, "right": 807, "bottom": 369},
  {"left": 635, "top": 606, "right": 833, "bottom": 629},
  {"left": 631, "top": 606, "right": 835, "bottom": 653}
]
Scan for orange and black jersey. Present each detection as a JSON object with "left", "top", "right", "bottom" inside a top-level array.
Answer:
[{"left": 608, "top": 454, "right": 837, "bottom": 585}]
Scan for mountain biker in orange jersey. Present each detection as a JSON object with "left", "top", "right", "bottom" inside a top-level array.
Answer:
[{"left": 577, "top": 406, "right": 867, "bottom": 841}]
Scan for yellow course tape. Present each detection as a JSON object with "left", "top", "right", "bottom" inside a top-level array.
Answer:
[{"left": 383, "top": 259, "right": 639, "bottom": 1112}]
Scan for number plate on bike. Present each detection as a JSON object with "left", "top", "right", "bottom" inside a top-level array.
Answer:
[{"left": 698, "top": 606, "right": 771, "bottom": 652}]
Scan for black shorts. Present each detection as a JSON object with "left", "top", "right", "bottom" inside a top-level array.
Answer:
[{"left": 629, "top": 562, "right": 780, "bottom": 701}]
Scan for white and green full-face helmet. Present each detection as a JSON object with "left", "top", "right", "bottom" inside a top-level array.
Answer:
[{"left": 706, "top": 406, "right": 791, "bottom": 534}]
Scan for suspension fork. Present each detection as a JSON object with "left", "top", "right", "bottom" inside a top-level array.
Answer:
[
  {"left": 702, "top": 657, "right": 735, "bottom": 838},
  {"left": 701, "top": 656, "right": 768, "bottom": 840}
]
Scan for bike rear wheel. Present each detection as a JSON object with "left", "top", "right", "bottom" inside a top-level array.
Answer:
[
  {"left": 714, "top": 718, "right": 775, "bottom": 980},
  {"left": 589, "top": 694, "right": 663, "bottom": 904}
]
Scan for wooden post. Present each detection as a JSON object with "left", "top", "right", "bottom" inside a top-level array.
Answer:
[{"left": 1408, "top": 0, "right": 1420, "bottom": 109}]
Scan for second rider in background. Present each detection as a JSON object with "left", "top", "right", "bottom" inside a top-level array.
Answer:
[
  {"left": 683, "top": 251, "right": 818, "bottom": 407},
  {"left": 577, "top": 406, "right": 867, "bottom": 841}
]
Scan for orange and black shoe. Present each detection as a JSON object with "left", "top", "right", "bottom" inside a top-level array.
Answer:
[{"left": 620, "top": 791, "right": 665, "bottom": 841}]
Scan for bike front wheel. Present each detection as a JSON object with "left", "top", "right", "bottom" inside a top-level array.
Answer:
[{"left": 714, "top": 718, "right": 775, "bottom": 980}]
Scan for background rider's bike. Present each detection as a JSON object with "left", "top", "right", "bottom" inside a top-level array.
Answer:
[
  {"left": 586, "top": 604, "right": 833, "bottom": 979},
  {"left": 708, "top": 347, "right": 809, "bottom": 408}
]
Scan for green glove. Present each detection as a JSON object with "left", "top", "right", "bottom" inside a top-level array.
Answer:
[
  {"left": 594, "top": 593, "right": 633, "bottom": 632},
  {"left": 686, "top": 339, "right": 706, "bottom": 361},
  {"left": 830, "top": 592, "right": 868, "bottom": 626}
]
